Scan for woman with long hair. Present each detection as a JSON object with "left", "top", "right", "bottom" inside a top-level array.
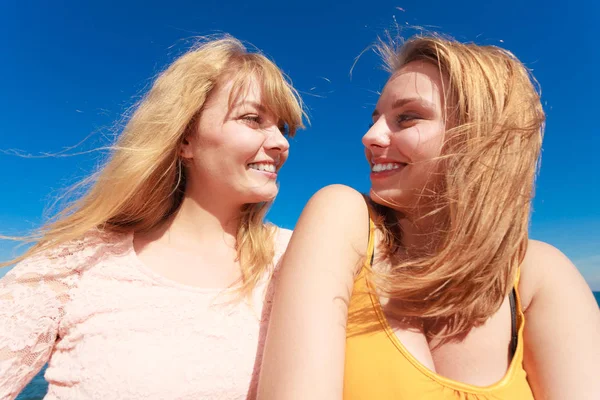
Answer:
[
  {"left": 0, "top": 35, "right": 304, "bottom": 399},
  {"left": 258, "top": 34, "right": 600, "bottom": 400}
]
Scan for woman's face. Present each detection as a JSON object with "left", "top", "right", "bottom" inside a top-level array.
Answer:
[
  {"left": 181, "top": 75, "right": 290, "bottom": 206},
  {"left": 363, "top": 61, "right": 447, "bottom": 212}
]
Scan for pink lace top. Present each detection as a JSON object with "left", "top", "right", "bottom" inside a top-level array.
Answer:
[{"left": 0, "top": 227, "right": 292, "bottom": 400}]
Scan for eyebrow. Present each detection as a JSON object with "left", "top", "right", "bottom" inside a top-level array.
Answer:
[
  {"left": 371, "top": 98, "right": 437, "bottom": 119},
  {"left": 232, "top": 101, "right": 267, "bottom": 112}
]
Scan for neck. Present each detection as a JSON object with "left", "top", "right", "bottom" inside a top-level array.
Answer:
[
  {"left": 158, "top": 181, "right": 244, "bottom": 249},
  {"left": 174, "top": 196, "right": 241, "bottom": 241},
  {"left": 398, "top": 208, "right": 446, "bottom": 256}
]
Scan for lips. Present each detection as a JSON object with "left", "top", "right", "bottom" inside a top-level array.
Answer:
[
  {"left": 247, "top": 162, "right": 277, "bottom": 173},
  {"left": 371, "top": 162, "right": 404, "bottom": 173}
]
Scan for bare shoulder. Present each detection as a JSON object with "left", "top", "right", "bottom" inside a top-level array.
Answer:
[
  {"left": 518, "top": 241, "right": 600, "bottom": 400},
  {"left": 297, "top": 184, "right": 370, "bottom": 241},
  {"left": 524, "top": 239, "right": 571, "bottom": 262},
  {"left": 304, "top": 184, "right": 368, "bottom": 213},
  {"left": 519, "top": 239, "right": 594, "bottom": 312},
  {"left": 287, "top": 185, "right": 371, "bottom": 273}
]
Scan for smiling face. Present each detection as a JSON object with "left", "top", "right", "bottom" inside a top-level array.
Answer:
[
  {"left": 363, "top": 61, "right": 448, "bottom": 213},
  {"left": 180, "top": 74, "right": 290, "bottom": 206}
]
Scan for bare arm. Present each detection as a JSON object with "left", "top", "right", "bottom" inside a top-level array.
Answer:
[
  {"left": 257, "top": 185, "right": 371, "bottom": 400},
  {"left": 521, "top": 240, "right": 600, "bottom": 400}
]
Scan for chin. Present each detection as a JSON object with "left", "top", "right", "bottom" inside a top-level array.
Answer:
[
  {"left": 369, "top": 188, "right": 405, "bottom": 210},
  {"left": 245, "top": 189, "right": 278, "bottom": 204}
]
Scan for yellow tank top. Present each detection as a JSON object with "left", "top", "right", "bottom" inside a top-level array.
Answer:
[{"left": 343, "top": 219, "right": 535, "bottom": 399}]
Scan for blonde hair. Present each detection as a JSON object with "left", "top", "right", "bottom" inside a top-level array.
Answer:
[
  {"left": 371, "top": 34, "right": 544, "bottom": 338},
  {"left": 2, "top": 35, "right": 305, "bottom": 297}
]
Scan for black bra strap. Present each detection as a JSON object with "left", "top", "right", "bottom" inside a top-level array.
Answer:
[{"left": 508, "top": 288, "right": 518, "bottom": 358}]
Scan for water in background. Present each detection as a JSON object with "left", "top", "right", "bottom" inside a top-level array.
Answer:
[
  {"left": 16, "top": 293, "right": 600, "bottom": 400},
  {"left": 16, "top": 365, "right": 47, "bottom": 400}
]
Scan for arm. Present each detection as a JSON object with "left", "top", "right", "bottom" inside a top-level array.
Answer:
[
  {"left": 257, "top": 185, "right": 371, "bottom": 400},
  {"left": 0, "top": 249, "right": 77, "bottom": 399},
  {"left": 521, "top": 240, "right": 600, "bottom": 400}
]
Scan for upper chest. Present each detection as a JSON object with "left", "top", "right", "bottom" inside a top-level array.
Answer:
[
  {"left": 346, "top": 270, "right": 516, "bottom": 388},
  {"left": 383, "top": 295, "right": 514, "bottom": 385},
  {"left": 51, "top": 267, "right": 271, "bottom": 398},
  {"left": 135, "top": 242, "right": 243, "bottom": 289},
  {"left": 57, "top": 257, "right": 272, "bottom": 355}
]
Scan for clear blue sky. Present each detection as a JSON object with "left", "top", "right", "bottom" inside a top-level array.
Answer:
[{"left": 1, "top": 0, "right": 598, "bottom": 289}]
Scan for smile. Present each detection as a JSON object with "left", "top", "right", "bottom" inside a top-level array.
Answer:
[
  {"left": 248, "top": 163, "right": 277, "bottom": 174},
  {"left": 371, "top": 162, "right": 404, "bottom": 173}
]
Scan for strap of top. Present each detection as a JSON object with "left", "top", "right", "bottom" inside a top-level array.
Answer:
[
  {"left": 363, "top": 199, "right": 521, "bottom": 365},
  {"left": 365, "top": 205, "right": 376, "bottom": 269},
  {"left": 508, "top": 288, "right": 518, "bottom": 358},
  {"left": 508, "top": 264, "right": 522, "bottom": 359},
  {"left": 513, "top": 263, "right": 522, "bottom": 287}
]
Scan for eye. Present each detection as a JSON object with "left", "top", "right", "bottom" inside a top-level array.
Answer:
[
  {"left": 396, "top": 114, "right": 420, "bottom": 124},
  {"left": 241, "top": 114, "right": 262, "bottom": 127},
  {"left": 369, "top": 116, "right": 379, "bottom": 129},
  {"left": 278, "top": 122, "right": 290, "bottom": 137}
]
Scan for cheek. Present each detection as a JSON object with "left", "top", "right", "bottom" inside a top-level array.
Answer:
[
  {"left": 279, "top": 150, "right": 290, "bottom": 166},
  {"left": 193, "top": 119, "right": 224, "bottom": 155},
  {"left": 219, "top": 125, "right": 265, "bottom": 158},
  {"left": 393, "top": 123, "right": 444, "bottom": 162},
  {"left": 194, "top": 129, "right": 262, "bottom": 167}
]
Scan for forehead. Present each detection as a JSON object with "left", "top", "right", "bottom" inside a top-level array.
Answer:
[
  {"left": 200, "top": 67, "right": 302, "bottom": 135},
  {"left": 378, "top": 61, "right": 446, "bottom": 109},
  {"left": 206, "top": 74, "right": 264, "bottom": 109}
]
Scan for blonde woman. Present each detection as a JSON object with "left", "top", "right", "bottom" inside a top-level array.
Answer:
[
  {"left": 258, "top": 35, "right": 600, "bottom": 400},
  {"left": 0, "top": 35, "right": 304, "bottom": 399}
]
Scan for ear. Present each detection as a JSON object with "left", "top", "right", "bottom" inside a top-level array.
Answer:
[{"left": 180, "top": 136, "right": 194, "bottom": 159}]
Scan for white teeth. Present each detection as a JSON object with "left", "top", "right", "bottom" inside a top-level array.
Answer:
[
  {"left": 372, "top": 163, "right": 402, "bottom": 173},
  {"left": 248, "top": 163, "right": 276, "bottom": 173}
]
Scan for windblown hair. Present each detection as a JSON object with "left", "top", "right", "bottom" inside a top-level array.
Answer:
[
  {"left": 371, "top": 34, "right": 545, "bottom": 338},
  {"left": 2, "top": 35, "right": 305, "bottom": 297}
]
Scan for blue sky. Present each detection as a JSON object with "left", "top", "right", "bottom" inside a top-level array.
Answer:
[{"left": 0, "top": 0, "right": 598, "bottom": 289}]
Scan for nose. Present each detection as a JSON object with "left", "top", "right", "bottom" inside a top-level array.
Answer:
[
  {"left": 264, "top": 124, "right": 290, "bottom": 154},
  {"left": 362, "top": 118, "right": 391, "bottom": 150}
]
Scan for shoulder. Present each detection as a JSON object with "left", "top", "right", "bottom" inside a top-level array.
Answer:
[
  {"left": 519, "top": 239, "right": 588, "bottom": 311},
  {"left": 521, "top": 239, "right": 572, "bottom": 278},
  {"left": 272, "top": 226, "right": 293, "bottom": 265},
  {"left": 518, "top": 241, "right": 600, "bottom": 399},
  {"left": 274, "top": 227, "right": 293, "bottom": 248},
  {"left": 5, "top": 229, "right": 129, "bottom": 280},
  {"left": 50, "top": 228, "right": 129, "bottom": 266},
  {"left": 298, "top": 184, "right": 370, "bottom": 230},
  {"left": 524, "top": 239, "right": 569, "bottom": 260},
  {"left": 269, "top": 184, "right": 368, "bottom": 252},
  {"left": 288, "top": 185, "right": 371, "bottom": 270},
  {"left": 304, "top": 184, "right": 367, "bottom": 210}
]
